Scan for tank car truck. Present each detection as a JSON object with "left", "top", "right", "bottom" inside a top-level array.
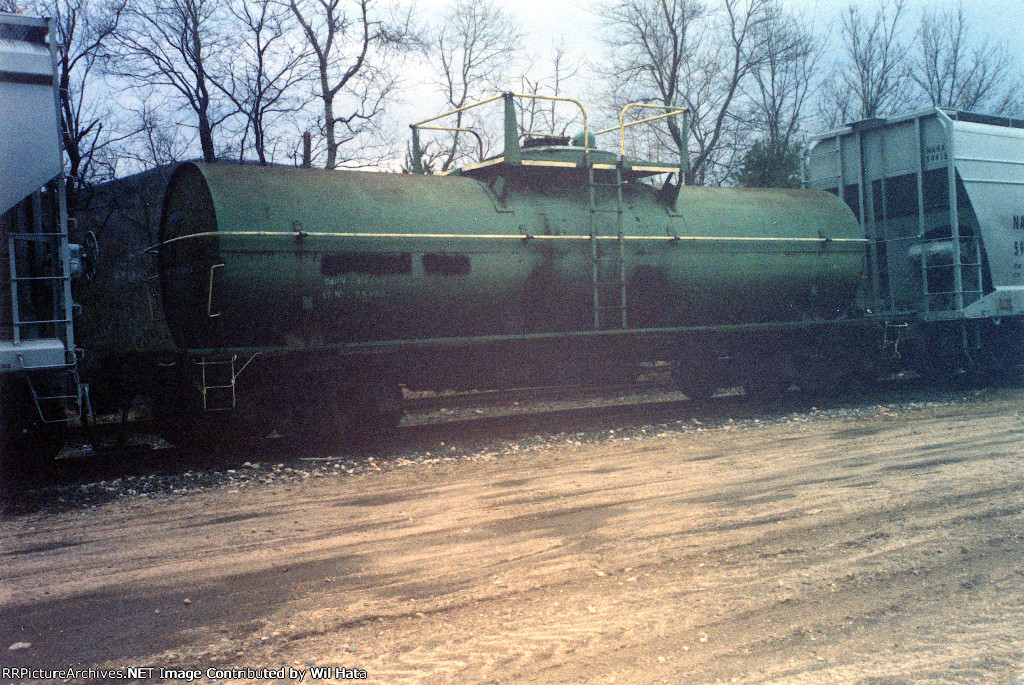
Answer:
[
  {"left": 0, "top": 12, "right": 89, "bottom": 480},
  {"left": 805, "top": 109, "right": 1024, "bottom": 381},
  {"left": 147, "top": 93, "right": 869, "bottom": 451}
]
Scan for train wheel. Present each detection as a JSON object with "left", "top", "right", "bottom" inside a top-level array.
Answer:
[
  {"left": 794, "top": 348, "right": 854, "bottom": 398},
  {"left": 343, "top": 383, "right": 404, "bottom": 449},
  {"left": 917, "top": 355, "right": 972, "bottom": 389},
  {"left": 151, "top": 381, "right": 205, "bottom": 451},
  {"left": 150, "top": 361, "right": 277, "bottom": 460},
  {"left": 151, "top": 386, "right": 252, "bottom": 458},
  {"left": 744, "top": 372, "right": 791, "bottom": 402},
  {"left": 282, "top": 381, "right": 403, "bottom": 453},
  {"left": 743, "top": 352, "right": 794, "bottom": 402},
  {"left": 672, "top": 361, "right": 717, "bottom": 402}
]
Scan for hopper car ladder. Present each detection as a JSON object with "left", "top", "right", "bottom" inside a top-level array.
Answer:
[
  {"left": 22, "top": 369, "right": 89, "bottom": 423},
  {"left": 918, "top": 235, "right": 984, "bottom": 314},
  {"left": 5, "top": 194, "right": 85, "bottom": 424},
  {"left": 587, "top": 160, "right": 627, "bottom": 331},
  {"left": 7, "top": 222, "right": 73, "bottom": 351}
]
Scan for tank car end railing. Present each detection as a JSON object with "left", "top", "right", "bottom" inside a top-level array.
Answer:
[
  {"left": 409, "top": 94, "right": 690, "bottom": 180},
  {"left": 409, "top": 93, "right": 589, "bottom": 175},
  {"left": 593, "top": 103, "right": 690, "bottom": 180}
]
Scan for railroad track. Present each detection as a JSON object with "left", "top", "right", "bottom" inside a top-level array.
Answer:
[
  {"left": 40, "top": 379, "right": 709, "bottom": 484},
  {"left": 3, "top": 374, "right": 1005, "bottom": 517},
  {"left": 21, "top": 372, "right": 1000, "bottom": 494}
]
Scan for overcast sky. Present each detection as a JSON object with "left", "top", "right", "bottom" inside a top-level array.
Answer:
[
  {"left": 401, "top": 0, "right": 1022, "bottom": 139},
  {"left": 442, "top": 0, "right": 1021, "bottom": 51}
]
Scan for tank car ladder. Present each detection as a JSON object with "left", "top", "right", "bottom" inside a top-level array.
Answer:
[{"left": 586, "top": 159, "right": 627, "bottom": 330}]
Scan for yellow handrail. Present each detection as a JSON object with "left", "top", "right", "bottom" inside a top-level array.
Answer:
[
  {"left": 509, "top": 93, "right": 589, "bottom": 153},
  {"left": 594, "top": 103, "right": 689, "bottom": 156},
  {"left": 409, "top": 93, "right": 506, "bottom": 129},
  {"left": 410, "top": 93, "right": 590, "bottom": 160}
]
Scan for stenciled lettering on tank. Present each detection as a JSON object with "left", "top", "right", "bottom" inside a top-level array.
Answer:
[{"left": 322, "top": 273, "right": 383, "bottom": 301}]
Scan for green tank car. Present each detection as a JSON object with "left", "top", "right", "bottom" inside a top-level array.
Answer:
[{"left": 141, "top": 93, "right": 869, "bottom": 449}]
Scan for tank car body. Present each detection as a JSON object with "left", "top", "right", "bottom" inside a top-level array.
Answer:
[
  {"left": 140, "top": 94, "right": 867, "bottom": 448},
  {"left": 159, "top": 159, "right": 863, "bottom": 350}
]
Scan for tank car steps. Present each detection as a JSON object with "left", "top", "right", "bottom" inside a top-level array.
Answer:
[{"left": 196, "top": 357, "right": 238, "bottom": 411}]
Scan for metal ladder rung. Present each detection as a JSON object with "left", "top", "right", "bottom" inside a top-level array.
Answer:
[
  {"left": 34, "top": 393, "right": 80, "bottom": 402},
  {"left": 12, "top": 275, "right": 71, "bottom": 282},
  {"left": 14, "top": 317, "right": 72, "bottom": 325},
  {"left": 10, "top": 232, "right": 66, "bottom": 239},
  {"left": 924, "top": 262, "right": 982, "bottom": 269}
]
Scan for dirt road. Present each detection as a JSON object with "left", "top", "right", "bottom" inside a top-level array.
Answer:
[{"left": 3, "top": 389, "right": 1024, "bottom": 683}]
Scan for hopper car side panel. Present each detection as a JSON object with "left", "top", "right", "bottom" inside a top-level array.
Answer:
[
  {"left": 805, "top": 107, "right": 1024, "bottom": 379},
  {"left": 1, "top": 12, "right": 88, "bottom": 482}
]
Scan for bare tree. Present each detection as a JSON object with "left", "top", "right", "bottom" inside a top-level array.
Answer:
[
  {"left": 426, "top": 0, "right": 520, "bottom": 171},
  {"left": 597, "top": 0, "right": 772, "bottom": 185},
  {"left": 211, "top": 0, "right": 310, "bottom": 164},
  {"left": 133, "top": 96, "right": 192, "bottom": 167},
  {"left": 515, "top": 39, "right": 584, "bottom": 139},
  {"left": 289, "top": 0, "right": 415, "bottom": 169},
  {"left": 818, "top": 0, "right": 913, "bottom": 128},
  {"left": 43, "top": 0, "right": 136, "bottom": 204},
  {"left": 911, "top": 4, "right": 1020, "bottom": 114},
  {"left": 109, "top": 0, "right": 231, "bottom": 162},
  {"left": 745, "top": 3, "right": 821, "bottom": 151}
]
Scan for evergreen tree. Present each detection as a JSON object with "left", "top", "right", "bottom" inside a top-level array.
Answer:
[{"left": 731, "top": 140, "right": 802, "bottom": 188}]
